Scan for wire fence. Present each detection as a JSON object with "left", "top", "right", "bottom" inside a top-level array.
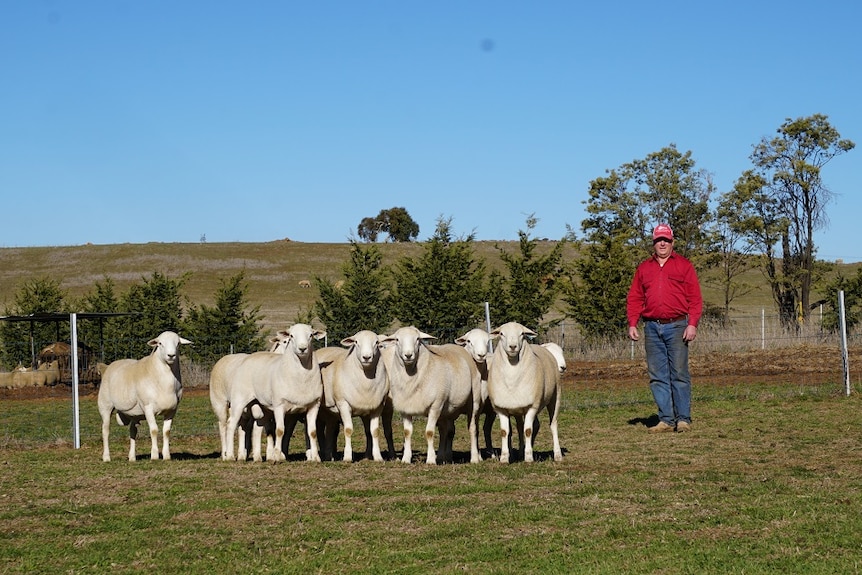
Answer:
[
  {"left": 1, "top": 308, "right": 857, "bottom": 393},
  {"left": 1, "top": 308, "right": 857, "bottom": 450}
]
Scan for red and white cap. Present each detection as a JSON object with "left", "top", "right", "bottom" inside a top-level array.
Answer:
[{"left": 652, "top": 223, "right": 674, "bottom": 241}]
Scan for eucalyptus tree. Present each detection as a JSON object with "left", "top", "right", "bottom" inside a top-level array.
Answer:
[
  {"left": 745, "top": 114, "right": 855, "bottom": 326},
  {"left": 565, "top": 145, "right": 714, "bottom": 340}
]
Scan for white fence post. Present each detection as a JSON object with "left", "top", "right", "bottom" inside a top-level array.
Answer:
[
  {"left": 70, "top": 313, "right": 81, "bottom": 449},
  {"left": 839, "top": 291, "right": 851, "bottom": 396}
]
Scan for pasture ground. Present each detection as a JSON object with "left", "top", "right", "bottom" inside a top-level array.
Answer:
[{"left": 1, "top": 346, "right": 861, "bottom": 574}]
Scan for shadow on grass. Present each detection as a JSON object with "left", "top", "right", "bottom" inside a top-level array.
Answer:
[{"left": 627, "top": 414, "right": 660, "bottom": 428}]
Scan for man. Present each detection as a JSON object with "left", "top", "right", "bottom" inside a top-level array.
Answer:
[{"left": 626, "top": 223, "right": 703, "bottom": 433}]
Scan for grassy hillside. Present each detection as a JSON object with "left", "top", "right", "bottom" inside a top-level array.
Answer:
[{"left": 0, "top": 240, "right": 855, "bottom": 333}]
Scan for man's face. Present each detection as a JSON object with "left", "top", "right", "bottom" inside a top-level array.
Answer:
[{"left": 653, "top": 238, "right": 673, "bottom": 257}]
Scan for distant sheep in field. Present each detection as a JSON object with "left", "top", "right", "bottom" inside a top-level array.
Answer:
[
  {"left": 298, "top": 279, "right": 312, "bottom": 288},
  {"left": 488, "top": 322, "right": 562, "bottom": 464},
  {"left": 98, "top": 331, "right": 192, "bottom": 462},
  {"left": 382, "top": 326, "right": 481, "bottom": 464},
  {"left": 0, "top": 360, "right": 61, "bottom": 389}
]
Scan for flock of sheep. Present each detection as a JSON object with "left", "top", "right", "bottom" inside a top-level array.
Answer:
[
  {"left": 96, "top": 322, "right": 565, "bottom": 464},
  {"left": 0, "top": 360, "right": 61, "bottom": 389}
]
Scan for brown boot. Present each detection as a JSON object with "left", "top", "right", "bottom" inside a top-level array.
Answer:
[
  {"left": 676, "top": 421, "right": 691, "bottom": 433},
  {"left": 648, "top": 421, "right": 674, "bottom": 433}
]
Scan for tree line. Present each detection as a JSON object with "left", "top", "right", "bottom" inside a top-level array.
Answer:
[{"left": 0, "top": 114, "right": 856, "bottom": 371}]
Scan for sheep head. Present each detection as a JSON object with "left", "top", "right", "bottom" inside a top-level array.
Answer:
[
  {"left": 147, "top": 331, "right": 193, "bottom": 365},
  {"left": 341, "top": 330, "right": 381, "bottom": 368},
  {"left": 382, "top": 326, "right": 435, "bottom": 368},
  {"left": 455, "top": 328, "right": 492, "bottom": 364},
  {"left": 279, "top": 324, "right": 326, "bottom": 360},
  {"left": 490, "top": 322, "right": 536, "bottom": 360}
]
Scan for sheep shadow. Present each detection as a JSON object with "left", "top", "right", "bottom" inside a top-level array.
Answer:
[{"left": 164, "top": 451, "right": 222, "bottom": 461}]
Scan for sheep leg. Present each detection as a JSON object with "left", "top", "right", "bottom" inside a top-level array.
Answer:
[
  {"left": 236, "top": 418, "right": 249, "bottom": 462},
  {"left": 224, "top": 405, "right": 245, "bottom": 461},
  {"left": 424, "top": 406, "right": 443, "bottom": 465},
  {"left": 522, "top": 407, "right": 540, "bottom": 463},
  {"left": 215, "top": 409, "right": 228, "bottom": 460},
  {"left": 498, "top": 412, "right": 512, "bottom": 464},
  {"left": 281, "top": 414, "right": 299, "bottom": 460},
  {"left": 248, "top": 419, "right": 264, "bottom": 462},
  {"left": 549, "top": 394, "right": 563, "bottom": 462},
  {"left": 468, "top": 400, "right": 481, "bottom": 463},
  {"left": 100, "top": 410, "right": 113, "bottom": 462},
  {"left": 271, "top": 406, "right": 287, "bottom": 463},
  {"left": 160, "top": 412, "right": 174, "bottom": 461},
  {"left": 482, "top": 408, "right": 495, "bottom": 454},
  {"left": 401, "top": 415, "right": 414, "bottom": 464},
  {"left": 143, "top": 405, "right": 162, "bottom": 461},
  {"left": 513, "top": 415, "right": 526, "bottom": 455},
  {"left": 304, "top": 403, "right": 321, "bottom": 462},
  {"left": 337, "top": 401, "right": 355, "bottom": 463},
  {"left": 128, "top": 419, "right": 139, "bottom": 462},
  {"left": 380, "top": 398, "right": 395, "bottom": 460},
  {"left": 438, "top": 419, "right": 455, "bottom": 463},
  {"left": 367, "top": 414, "right": 383, "bottom": 462}
]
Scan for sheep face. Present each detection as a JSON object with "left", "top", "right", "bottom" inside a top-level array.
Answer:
[
  {"left": 341, "top": 330, "right": 381, "bottom": 368},
  {"left": 541, "top": 342, "right": 567, "bottom": 373},
  {"left": 147, "top": 331, "right": 193, "bottom": 365},
  {"left": 279, "top": 324, "right": 326, "bottom": 360},
  {"left": 490, "top": 322, "right": 537, "bottom": 360},
  {"left": 383, "top": 326, "right": 435, "bottom": 368},
  {"left": 455, "top": 328, "right": 492, "bottom": 364}
]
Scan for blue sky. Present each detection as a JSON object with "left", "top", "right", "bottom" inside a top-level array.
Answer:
[{"left": 2, "top": 1, "right": 859, "bottom": 260}]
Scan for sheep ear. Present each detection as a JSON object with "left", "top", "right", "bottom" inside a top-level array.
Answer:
[
  {"left": 340, "top": 337, "right": 356, "bottom": 348},
  {"left": 313, "top": 330, "right": 327, "bottom": 341},
  {"left": 523, "top": 327, "right": 538, "bottom": 339},
  {"left": 179, "top": 337, "right": 192, "bottom": 345},
  {"left": 277, "top": 330, "right": 290, "bottom": 338},
  {"left": 418, "top": 331, "right": 436, "bottom": 341},
  {"left": 489, "top": 329, "right": 501, "bottom": 338},
  {"left": 454, "top": 337, "right": 466, "bottom": 346},
  {"left": 147, "top": 338, "right": 159, "bottom": 347}
]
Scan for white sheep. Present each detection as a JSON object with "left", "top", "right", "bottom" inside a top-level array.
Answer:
[
  {"left": 316, "top": 330, "right": 390, "bottom": 462},
  {"left": 222, "top": 323, "right": 325, "bottom": 463},
  {"left": 97, "top": 331, "right": 192, "bottom": 462},
  {"left": 382, "top": 326, "right": 481, "bottom": 465},
  {"left": 209, "top": 352, "right": 268, "bottom": 461},
  {"left": 455, "top": 328, "right": 496, "bottom": 454},
  {"left": 210, "top": 332, "right": 301, "bottom": 462},
  {"left": 5, "top": 360, "right": 61, "bottom": 388},
  {"left": 540, "top": 342, "right": 567, "bottom": 374},
  {"left": 488, "top": 322, "right": 563, "bottom": 464}
]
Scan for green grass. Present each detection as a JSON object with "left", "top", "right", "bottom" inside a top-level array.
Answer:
[{"left": 2, "top": 382, "right": 861, "bottom": 574}]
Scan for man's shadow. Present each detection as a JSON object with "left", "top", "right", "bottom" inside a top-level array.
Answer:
[{"left": 627, "top": 414, "right": 660, "bottom": 429}]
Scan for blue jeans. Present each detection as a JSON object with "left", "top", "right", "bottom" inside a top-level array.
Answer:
[{"left": 643, "top": 318, "right": 691, "bottom": 426}]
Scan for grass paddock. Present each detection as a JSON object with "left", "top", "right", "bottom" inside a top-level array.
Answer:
[{"left": 1, "top": 379, "right": 860, "bottom": 574}]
